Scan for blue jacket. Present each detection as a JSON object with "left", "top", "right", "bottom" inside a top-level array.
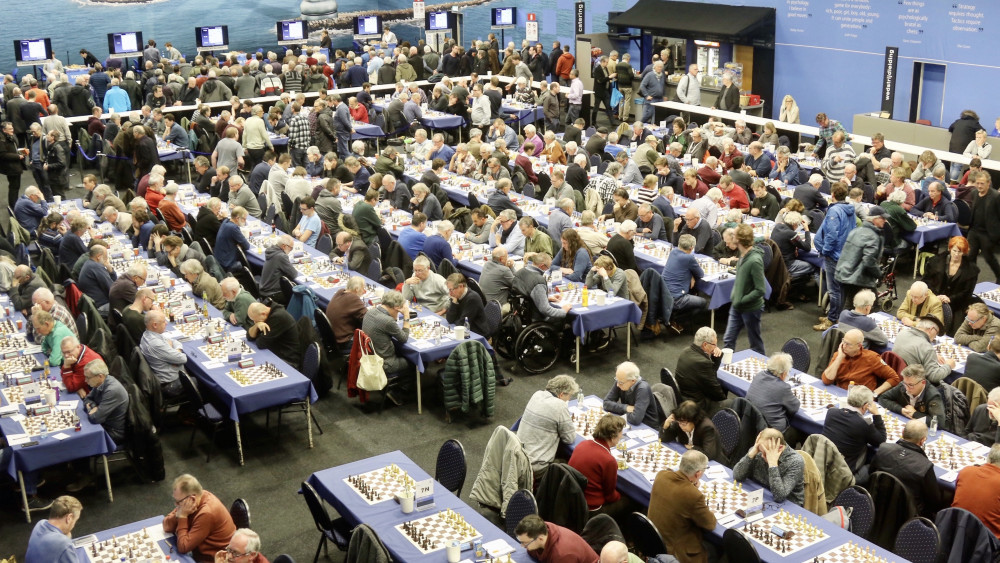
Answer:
[
  {"left": 814, "top": 201, "right": 856, "bottom": 261},
  {"left": 422, "top": 234, "right": 453, "bottom": 267},
  {"left": 102, "top": 86, "right": 131, "bottom": 113},
  {"left": 215, "top": 218, "right": 249, "bottom": 271},
  {"left": 744, "top": 152, "right": 772, "bottom": 178},
  {"left": 398, "top": 227, "right": 427, "bottom": 259},
  {"left": 25, "top": 520, "right": 76, "bottom": 563},
  {"left": 638, "top": 71, "right": 665, "bottom": 99},
  {"left": 14, "top": 196, "right": 48, "bottom": 232},
  {"left": 768, "top": 159, "right": 800, "bottom": 185},
  {"left": 662, "top": 248, "right": 704, "bottom": 298}
]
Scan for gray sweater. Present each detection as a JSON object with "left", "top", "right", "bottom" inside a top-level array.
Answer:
[
  {"left": 516, "top": 390, "right": 576, "bottom": 472},
  {"left": 85, "top": 375, "right": 129, "bottom": 443},
  {"left": 732, "top": 446, "right": 805, "bottom": 506}
]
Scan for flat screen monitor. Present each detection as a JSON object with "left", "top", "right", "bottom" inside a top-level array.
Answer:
[
  {"left": 195, "top": 25, "right": 229, "bottom": 50},
  {"left": 354, "top": 15, "right": 382, "bottom": 36},
  {"left": 277, "top": 20, "right": 306, "bottom": 44},
  {"left": 107, "top": 31, "right": 143, "bottom": 57},
  {"left": 492, "top": 7, "right": 515, "bottom": 27},
  {"left": 426, "top": 11, "right": 451, "bottom": 31},
  {"left": 13, "top": 38, "right": 53, "bottom": 65}
]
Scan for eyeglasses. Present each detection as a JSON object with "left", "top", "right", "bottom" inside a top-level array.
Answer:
[
  {"left": 902, "top": 380, "right": 924, "bottom": 389},
  {"left": 966, "top": 316, "right": 984, "bottom": 325},
  {"left": 518, "top": 536, "right": 539, "bottom": 547},
  {"left": 224, "top": 547, "right": 255, "bottom": 559},
  {"left": 173, "top": 494, "right": 194, "bottom": 506}
]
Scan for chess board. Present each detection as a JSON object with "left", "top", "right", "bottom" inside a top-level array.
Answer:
[
  {"left": 394, "top": 508, "right": 482, "bottom": 555},
  {"left": 173, "top": 318, "right": 228, "bottom": 340},
  {"left": 882, "top": 415, "right": 905, "bottom": 443},
  {"left": 570, "top": 406, "right": 607, "bottom": 439},
  {"left": 810, "top": 541, "right": 898, "bottom": 562},
  {"left": 723, "top": 357, "right": 769, "bottom": 384},
  {"left": 293, "top": 258, "right": 336, "bottom": 276},
  {"left": 876, "top": 319, "right": 905, "bottom": 341},
  {"left": 913, "top": 217, "right": 946, "bottom": 228},
  {"left": 696, "top": 479, "right": 751, "bottom": 518},
  {"left": 109, "top": 257, "right": 156, "bottom": 277},
  {"left": 637, "top": 242, "right": 672, "bottom": 260},
  {"left": 0, "top": 334, "right": 30, "bottom": 354},
  {"left": 0, "top": 355, "right": 44, "bottom": 377},
  {"left": 0, "top": 319, "right": 21, "bottom": 336},
  {"left": 344, "top": 464, "right": 417, "bottom": 505},
  {"left": 249, "top": 235, "right": 281, "bottom": 250},
  {"left": 749, "top": 222, "right": 773, "bottom": 238},
  {"left": 307, "top": 275, "right": 349, "bottom": 290},
  {"left": 791, "top": 386, "right": 840, "bottom": 410},
  {"left": 697, "top": 259, "right": 734, "bottom": 278},
  {"left": 622, "top": 442, "right": 683, "bottom": 481},
  {"left": 21, "top": 409, "right": 80, "bottom": 436},
  {"left": 198, "top": 340, "right": 254, "bottom": 362},
  {"left": 83, "top": 527, "right": 166, "bottom": 563},
  {"left": 979, "top": 289, "right": 1000, "bottom": 303},
  {"left": 226, "top": 363, "right": 287, "bottom": 387},
  {"left": 1, "top": 376, "right": 54, "bottom": 404},
  {"left": 935, "top": 342, "right": 971, "bottom": 365},
  {"left": 924, "top": 436, "right": 986, "bottom": 472},
  {"left": 738, "top": 509, "right": 829, "bottom": 557},
  {"left": 409, "top": 318, "right": 459, "bottom": 343}
]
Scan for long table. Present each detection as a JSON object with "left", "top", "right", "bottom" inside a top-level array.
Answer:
[
  {"left": 717, "top": 349, "right": 981, "bottom": 489},
  {"left": 976, "top": 282, "right": 1000, "bottom": 317},
  {"left": 306, "top": 451, "right": 530, "bottom": 562},
  {"left": 565, "top": 396, "right": 905, "bottom": 562},
  {"left": 73, "top": 515, "right": 195, "bottom": 563}
]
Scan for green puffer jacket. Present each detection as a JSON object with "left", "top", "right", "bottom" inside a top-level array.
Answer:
[
  {"left": 730, "top": 246, "right": 766, "bottom": 312},
  {"left": 440, "top": 340, "right": 496, "bottom": 416}
]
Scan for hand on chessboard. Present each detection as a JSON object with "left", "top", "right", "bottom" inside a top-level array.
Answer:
[{"left": 937, "top": 354, "right": 957, "bottom": 369}]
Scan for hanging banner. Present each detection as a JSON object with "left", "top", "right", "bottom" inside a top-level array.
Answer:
[
  {"left": 881, "top": 46, "right": 898, "bottom": 117},
  {"left": 575, "top": 2, "right": 586, "bottom": 35}
]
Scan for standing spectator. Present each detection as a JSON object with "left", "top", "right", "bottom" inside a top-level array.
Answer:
[{"left": 722, "top": 224, "right": 766, "bottom": 354}]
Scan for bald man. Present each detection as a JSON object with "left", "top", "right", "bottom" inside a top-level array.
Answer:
[{"left": 247, "top": 302, "right": 303, "bottom": 368}]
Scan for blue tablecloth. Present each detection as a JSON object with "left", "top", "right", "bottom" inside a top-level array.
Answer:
[
  {"left": 976, "top": 281, "right": 1000, "bottom": 316},
  {"left": 352, "top": 121, "right": 385, "bottom": 140},
  {"left": 306, "top": 451, "right": 531, "bottom": 563},
  {"left": 564, "top": 397, "right": 905, "bottom": 563},
  {"left": 74, "top": 515, "right": 196, "bottom": 563},
  {"left": 504, "top": 104, "right": 543, "bottom": 126},
  {"left": 903, "top": 221, "right": 961, "bottom": 249}
]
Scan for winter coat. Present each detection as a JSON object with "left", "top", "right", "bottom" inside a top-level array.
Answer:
[
  {"left": 440, "top": 340, "right": 496, "bottom": 416},
  {"left": 469, "top": 425, "right": 533, "bottom": 516}
]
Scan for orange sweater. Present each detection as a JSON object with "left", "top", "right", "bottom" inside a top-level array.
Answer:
[{"left": 162, "top": 491, "right": 236, "bottom": 562}]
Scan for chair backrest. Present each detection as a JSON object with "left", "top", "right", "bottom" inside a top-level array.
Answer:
[
  {"left": 579, "top": 513, "right": 624, "bottom": 556},
  {"left": 935, "top": 507, "right": 1000, "bottom": 563},
  {"left": 954, "top": 377, "right": 988, "bottom": 413},
  {"left": 624, "top": 512, "right": 666, "bottom": 560},
  {"left": 893, "top": 517, "right": 940, "bottom": 563},
  {"left": 239, "top": 266, "right": 260, "bottom": 299},
  {"left": 435, "top": 438, "right": 467, "bottom": 496},
  {"left": 955, "top": 198, "right": 972, "bottom": 226},
  {"left": 369, "top": 242, "right": 382, "bottom": 263},
  {"left": 711, "top": 408, "right": 740, "bottom": 461},
  {"left": 503, "top": 489, "right": 538, "bottom": 538},
  {"left": 272, "top": 555, "right": 295, "bottom": 563},
  {"left": 302, "top": 342, "right": 321, "bottom": 382},
  {"left": 438, "top": 257, "right": 457, "bottom": 278},
  {"left": 484, "top": 300, "right": 502, "bottom": 338},
  {"left": 659, "top": 367, "right": 682, "bottom": 401},
  {"left": 230, "top": 498, "right": 251, "bottom": 529},
  {"left": 781, "top": 337, "right": 811, "bottom": 373},
  {"left": 368, "top": 257, "right": 382, "bottom": 281},
  {"left": 75, "top": 313, "right": 89, "bottom": 344},
  {"left": 722, "top": 529, "right": 761, "bottom": 563},
  {"left": 869, "top": 471, "right": 917, "bottom": 549},
  {"left": 300, "top": 481, "right": 333, "bottom": 532},
  {"left": 832, "top": 485, "right": 875, "bottom": 539},
  {"left": 178, "top": 370, "right": 207, "bottom": 408},
  {"left": 346, "top": 523, "right": 391, "bottom": 563},
  {"left": 880, "top": 350, "right": 907, "bottom": 375},
  {"left": 316, "top": 233, "right": 333, "bottom": 255}
]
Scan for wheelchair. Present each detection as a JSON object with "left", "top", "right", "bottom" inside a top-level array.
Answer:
[{"left": 494, "top": 291, "right": 567, "bottom": 375}]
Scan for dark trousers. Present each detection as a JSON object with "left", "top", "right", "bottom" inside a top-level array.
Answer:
[
  {"left": 246, "top": 148, "right": 265, "bottom": 171},
  {"left": 290, "top": 147, "right": 307, "bottom": 169},
  {"left": 30, "top": 164, "right": 52, "bottom": 201},
  {"left": 5, "top": 173, "right": 21, "bottom": 208},
  {"left": 335, "top": 132, "right": 351, "bottom": 160},
  {"left": 591, "top": 91, "right": 614, "bottom": 124},
  {"left": 969, "top": 228, "right": 1000, "bottom": 279}
]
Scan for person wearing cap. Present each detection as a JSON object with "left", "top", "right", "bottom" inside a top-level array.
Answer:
[
  {"left": 585, "top": 127, "right": 609, "bottom": 157},
  {"left": 892, "top": 315, "right": 956, "bottom": 385},
  {"left": 835, "top": 207, "right": 887, "bottom": 315}
]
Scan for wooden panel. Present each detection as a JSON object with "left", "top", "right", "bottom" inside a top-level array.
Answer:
[{"left": 733, "top": 45, "right": 754, "bottom": 93}]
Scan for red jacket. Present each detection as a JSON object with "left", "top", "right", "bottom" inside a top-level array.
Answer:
[
  {"left": 529, "top": 522, "right": 598, "bottom": 563},
  {"left": 349, "top": 104, "right": 369, "bottom": 124},
  {"left": 555, "top": 53, "right": 576, "bottom": 80},
  {"left": 953, "top": 463, "right": 1000, "bottom": 537},
  {"left": 60, "top": 345, "right": 101, "bottom": 393},
  {"left": 567, "top": 438, "right": 620, "bottom": 510}
]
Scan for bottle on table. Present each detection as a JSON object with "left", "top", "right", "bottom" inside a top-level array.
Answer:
[
  {"left": 929, "top": 416, "right": 938, "bottom": 437},
  {"left": 464, "top": 318, "right": 470, "bottom": 339}
]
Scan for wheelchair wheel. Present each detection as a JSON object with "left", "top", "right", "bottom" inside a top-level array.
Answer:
[
  {"left": 879, "top": 298, "right": 894, "bottom": 313},
  {"left": 515, "top": 323, "right": 560, "bottom": 375},
  {"left": 494, "top": 314, "right": 522, "bottom": 360}
]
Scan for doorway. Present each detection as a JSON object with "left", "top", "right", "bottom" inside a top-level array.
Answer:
[{"left": 909, "top": 62, "right": 946, "bottom": 126}]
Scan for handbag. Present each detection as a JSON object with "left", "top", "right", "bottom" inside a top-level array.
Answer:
[
  {"left": 670, "top": 74, "right": 686, "bottom": 103},
  {"left": 610, "top": 87, "right": 623, "bottom": 109},
  {"left": 357, "top": 342, "right": 387, "bottom": 391}
]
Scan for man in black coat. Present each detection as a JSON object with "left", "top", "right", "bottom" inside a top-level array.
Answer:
[
  {"left": 564, "top": 158, "right": 589, "bottom": 192},
  {"left": 822, "top": 384, "right": 886, "bottom": 484},
  {"left": 968, "top": 170, "right": 1000, "bottom": 282},
  {"left": 132, "top": 126, "right": 160, "bottom": 180},
  {"left": 966, "top": 340, "right": 1000, "bottom": 392},
  {"left": 194, "top": 198, "right": 223, "bottom": 249},
  {"left": 248, "top": 302, "right": 304, "bottom": 368},
  {"left": 870, "top": 418, "right": 945, "bottom": 516},
  {"left": 966, "top": 397, "right": 1000, "bottom": 448},
  {"left": 590, "top": 56, "right": 615, "bottom": 125},
  {"left": 444, "top": 273, "right": 489, "bottom": 336},
  {"left": 585, "top": 128, "right": 608, "bottom": 157},
  {"left": 563, "top": 118, "right": 584, "bottom": 148},
  {"left": 548, "top": 42, "right": 562, "bottom": 82},
  {"left": 674, "top": 327, "right": 726, "bottom": 414},
  {"left": 0, "top": 121, "right": 25, "bottom": 208},
  {"left": 607, "top": 224, "right": 639, "bottom": 273}
]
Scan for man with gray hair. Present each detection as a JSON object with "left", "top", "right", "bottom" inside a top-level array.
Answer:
[
  {"left": 139, "top": 309, "right": 186, "bottom": 399},
  {"left": 108, "top": 261, "right": 147, "bottom": 313},
  {"left": 490, "top": 208, "right": 525, "bottom": 256},
  {"left": 362, "top": 290, "right": 413, "bottom": 405},
  {"left": 30, "top": 286, "right": 79, "bottom": 343},
  {"left": 648, "top": 449, "right": 716, "bottom": 563},
  {"left": 733, "top": 428, "right": 806, "bottom": 505},
  {"left": 893, "top": 315, "right": 956, "bottom": 384},
  {"left": 517, "top": 374, "right": 580, "bottom": 478},
  {"left": 821, "top": 328, "right": 900, "bottom": 393},
  {"left": 674, "top": 327, "right": 727, "bottom": 414},
  {"left": 870, "top": 418, "right": 944, "bottom": 516},
  {"left": 879, "top": 364, "right": 946, "bottom": 431},
  {"left": 514, "top": 253, "right": 572, "bottom": 322},
  {"left": 771, "top": 210, "right": 817, "bottom": 280},
  {"left": 221, "top": 277, "right": 255, "bottom": 330},
  {"left": 180, "top": 259, "right": 224, "bottom": 310},
  {"left": 952, "top": 443, "right": 1000, "bottom": 536},
  {"left": 663, "top": 233, "right": 706, "bottom": 330},
  {"left": 746, "top": 352, "right": 801, "bottom": 435},
  {"left": 404, "top": 255, "right": 450, "bottom": 314},
  {"left": 896, "top": 280, "right": 943, "bottom": 328},
  {"left": 218, "top": 528, "right": 266, "bottom": 563},
  {"left": 480, "top": 247, "right": 515, "bottom": 313},
  {"left": 228, "top": 175, "right": 261, "bottom": 218},
  {"left": 546, "top": 198, "right": 576, "bottom": 243},
  {"left": 603, "top": 361, "right": 658, "bottom": 427},
  {"left": 260, "top": 234, "right": 299, "bottom": 305},
  {"left": 78, "top": 245, "right": 117, "bottom": 312},
  {"left": 837, "top": 289, "right": 890, "bottom": 349},
  {"left": 822, "top": 383, "right": 885, "bottom": 483},
  {"left": 81, "top": 359, "right": 129, "bottom": 443},
  {"left": 965, "top": 386, "right": 1000, "bottom": 447}
]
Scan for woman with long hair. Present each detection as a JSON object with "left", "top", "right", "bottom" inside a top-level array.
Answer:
[{"left": 552, "top": 229, "right": 592, "bottom": 282}]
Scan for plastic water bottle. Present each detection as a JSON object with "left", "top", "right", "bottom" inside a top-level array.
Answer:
[
  {"left": 39, "top": 422, "right": 48, "bottom": 440},
  {"left": 463, "top": 318, "right": 470, "bottom": 339},
  {"left": 928, "top": 416, "right": 938, "bottom": 437},
  {"left": 576, "top": 391, "right": 585, "bottom": 405}
]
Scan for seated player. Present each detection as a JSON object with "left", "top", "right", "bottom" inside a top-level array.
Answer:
[
  {"left": 259, "top": 234, "right": 300, "bottom": 305},
  {"left": 821, "top": 384, "right": 886, "bottom": 485},
  {"left": 517, "top": 375, "right": 580, "bottom": 480},
  {"left": 515, "top": 514, "right": 599, "bottom": 563},
  {"left": 327, "top": 276, "right": 369, "bottom": 354},
  {"left": 821, "top": 329, "right": 900, "bottom": 395},
  {"left": 123, "top": 288, "right": 154, "bottom": 336},
  {"left": 879, "top": 364, "right": 947, "bottom": 431},
  {"left": 24, "top": 496, "right": 83, "bottom": 563},
  {"left": 59, "top": 335, "right": 102, "bottom": 398},
  {"left": 602, "top": 361, "right": 658, "bottom": 428},
  {"left": 180, "top": 259, "right": 225, "bottom": 310},
  {"left": 398, "top": 212, "right": 429, "bottom": 259},
  {"left": 870, "top": 419, "right": 945, "bottom": 517},
  {"left": 163, "top": 474, "right": 237, "bottom": 562},
  {"left": 896, "top": 281, "right": 944, "bottom": 328},
  {"left": 837, "top": 289, "right": 889, "bottom": 350},
  {"left": 361, "top": 290, "right": 414, "bottom": 406},
  {"left": 745, "top": 353, "right": 801, "bottom": 437},
  {"left": 247, "top": 302, "right": 303, "bottom": 368},
  {"left": 952, "top": 443, "right": 1000, "bottom": 538},
  {"left": 216, "top": 528, "right": 268, "bottom": 563},
  {"left": 674, "top": 328, "right": 726, "bottom": 415},
  {"left": 514, "top": 253, "right": 571, "bottom": 323},
  {"left": 648, "top": 450, "right": 717, "bottom": 563},
  {"left": 445, "top": 273, "right": 489, "bottom": 336},
  {"left": 732, "top": 428, "right": 806, "bottom": 506},
  {"left": 140, "top": 309, "right": 187, "bottom": 400},
  {"left": 599, "top": 541, "right": 643, "bottom": 563},
  {"left": 33, "top": 310, "right": 75, "bottom": 367},
  {"left": 567, "top": 414, "right": 629, "bottom": 518},
  {"left": 402, "top": 255, "right": 450, "bottom": 315},
  {"left": 955, "top": 303, "right": 1000, "bottom": 353},
  {"left": 893, "top": 316, "right": 956, "bottom": 384},
  {"left": 81, "top": 360, "right": 129, "bottom": 444},
  {"left": 966, "top": 387, "right": 1000, "bottom": 447},
  {"left": 661, "top": 400, "right": 727, "bottom": 465},
  {"left": 221, "top": 278, "right": 255, "bottom": 330}
]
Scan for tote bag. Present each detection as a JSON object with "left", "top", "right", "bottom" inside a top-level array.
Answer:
[{"left": 357, "top": 343, "right": 387, "bottom": 391}]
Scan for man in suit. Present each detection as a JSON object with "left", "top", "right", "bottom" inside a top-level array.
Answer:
[
  {"left": 591, "top": 56, "right": 615, "bottom": 125},
  {"left": 564, "top": 153, "right": 590, "bottom": 192},
  {"left": 822, "top": 384, "right": 886, "bottom": 485},
  {"left": 793, "top": 174, "right": 830, "bottom": 211},
  {"left": 444, "top": 273, "right": 489, "bottom": 337},
  {"left": 968, "top": 170, "right": 1000, "bottom": 282},
  {"left": 563, "top": 118, "right": 585, "bottom": 148},
  {"left": 674, "top": 327, "right": 727, "bottom": 414},
  {"left": 648, "top": 450, "right": 717, "bottom": 563},
  {"left": 870, "top": 418, "right": 945, "bottom": 517},
  {"left": 879, "top": 364, "right": 946, "bottom": 432}
]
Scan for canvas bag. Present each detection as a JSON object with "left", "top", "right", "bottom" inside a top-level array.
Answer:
[{"left": 357, "top": 342, "right": 387, "bottom": 391}]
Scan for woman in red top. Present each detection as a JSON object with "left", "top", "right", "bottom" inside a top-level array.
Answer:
[
  {"left": 348, "top": 97, "right": 369, "bottom": 124},
  {"left": 568, "top": 414, "right": 631, "bottom": 520}
]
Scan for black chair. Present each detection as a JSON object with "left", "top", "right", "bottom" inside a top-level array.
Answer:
[
  {"left": 722, "top": 528, "right": 761, "bottom": 562},
  {"left": 660, "top": 367, "right": 682, "bottom": 401},
  {"left": 180, "top": 225, "right": 194, "bottom": 245},
  {"left": 942, "top": 301, "right": 953, "bottom": 334},
  {"left": 230, "top": 498, "right": 251, "bottom": 529},
  {"left": 781, "top": 337, "right": 811, "bottom": 373},
  {"left": 955, "top": 198, "right": 972, "bottom": 231},
  {"left": 272, "top": 556, "right": 295, "bottom": 563},
  {"left": 832, "top": 485, "right": 875, "bottom": 539},
  {"left": 503, "top": 489, "right": 537, "bottom": 538},
  {"left": 281, "top": 192, "right": 294, "bottom": 218},
  {"left": 178, "top": 371, "right": 225, "bottom": 462},
  {"left": 369, "top": 242, "right": 381, "bottom": 263},
  {"left": 314, "top": 310, "right": 348, "bottom": 388},
  {"left": 712, "top": 408, "right": 740, "bottom": 463},
  {"left": 466, "top": 277, "right": 487, "bottom": 304},
  {"left": 301, "top": 481, "right": 351, "bottom": 562},
  {"left": 624, "top": 512, "right": 666, "bottom": 560},
  {"left": 279, "top": 276, "right": 297, "bottom": 304},
  {"left": 238, "top": 266, "right": 260, "bottom": 299},
  {"left": 275, "top": 343, "right": 324, "bottom": 435},
  {"left": 484, "top": 300, "right": 502, "bottom": 338},
  {"left": 76, "top": 313, "right": 89, "bottom": 345},
  {"left": 893, "top": 517, "right": 939, "bottom": 563},
  {"left": 368, "top": 257, "right": 382, "bottom": 282},
  {"left": 434, "top": 439, "right": 467, "bottom": 496},
  {"left": 468, "top": 192, "right": 482, "bottom": 209},
  {"left": 234, "top": 245, "right": 251, "bottom": 270},
  {"left": 315, "top": 233, "right": 333, "bottom": 255},
  {"left": 438, "top": 257, "right": 457, "bottom": 278}
]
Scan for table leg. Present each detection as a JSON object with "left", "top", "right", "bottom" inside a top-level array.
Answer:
[
  {"left": 710, "top": 309, "right": 716, "bottom": 330},
  {"left": 817, "top": 267, "right": 824, "bottom": 307},
  {"left": 575, "top": 337, "right": 581, "bottom": 373},
  {"left": 626, "top": 322, "right": 632, "bottom": 359},
  {"left": 103, "top": 456, "right": 113, "bottom": 502},
  {"left": 235, "top": 421, "right": 245, "bottom": 466},
  {"left": 913, "top": 243, "right": 921, "bottom": 277},
  {"left": 18, "top": 470, "right": 30, "bottom": 523},
  {"left": 417, "top": 369, "right": 423, "bottom": 415},
  {"left": 307, "top": 400, "right": 314, "bottom": 449}
]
